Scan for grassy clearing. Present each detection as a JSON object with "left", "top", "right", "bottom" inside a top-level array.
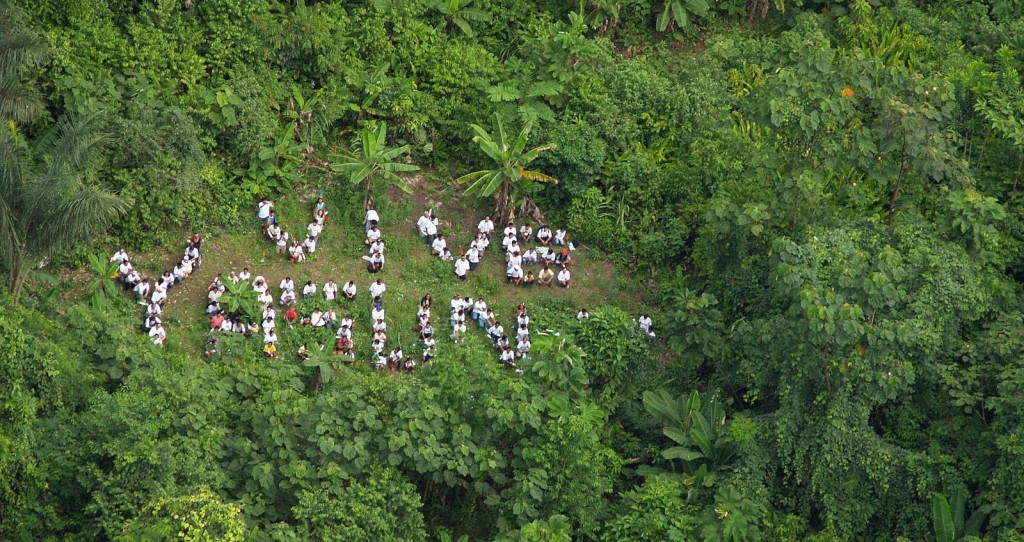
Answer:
[{"left": 122, "top": 180, "right": 649, "bottom": 360}]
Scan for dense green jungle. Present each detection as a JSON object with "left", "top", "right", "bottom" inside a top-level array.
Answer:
[{"left": 3, "top": 0, "right": 1024, "bottom": 539}]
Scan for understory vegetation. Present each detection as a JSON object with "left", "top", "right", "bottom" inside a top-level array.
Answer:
[{"left": 3, "top": 0, "right": 1024, "bottom": 540}]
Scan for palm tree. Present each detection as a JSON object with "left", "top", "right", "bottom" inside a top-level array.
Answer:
[
  {"left": 85, "top": 251, "right": 122, "bottom": 310},
  {"left": 429, "top": 0, "right": 492, "bottom": 37},
  {"left": 0, "top": 3, "right": 48, "bottom": 122},
  {"left": 0, "top": 115, "right": 130, "bottom": 301},
  {"left": 330, "top": 121, "right": 419, "bottom": 210},
  {"left": 456, "top": 112, "right": 557, "bottom": 224}
]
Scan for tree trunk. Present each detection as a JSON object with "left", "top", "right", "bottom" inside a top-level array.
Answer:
[
  {"left": 495, "top": 180, "right": 514, "bottom": 224},
  {"left": 364, "top": 174, "right": 376, "bottom": 212},
  {"left": 887, "top": 161, "right": 909, "bottom": 226},
  {"left": 8, "top": 252, "right": 26, "bottom": 303}
]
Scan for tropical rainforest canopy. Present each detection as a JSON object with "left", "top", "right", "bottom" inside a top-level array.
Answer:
[{"left": 2, "top": 0, "right": 1024, "bottom": 540}]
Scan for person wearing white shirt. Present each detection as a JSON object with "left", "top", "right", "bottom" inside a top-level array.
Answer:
[
  {"left": 389, "top": 347, "right": 404, "bottom": 364},
  {"left": 372, "top": 304, "right": 386, "bottom": 323},
  {"left": 478, "top": 216, "right": 495, "bottom": 239},
  {"left": 517, "top": 311, "right": 529, "bottom": 328},
  {"left": 368, "top": 252, "right": 384, "bottom": 273},
  {"left": 257, "top": 199, "right": 274, "bottom": 224},
  {"left": 440, "top": 248, "right": 454, "bottom": 261},
  {"left": 450, "top": 294, "right": 463, "bottom": 314},
  {"left": 323, "top": 280, "right": 338, "bottom": 301},
  {"left": 280, "top": 289, "right": 296, "bottom": 306},
  {"left": 262, "top": 316, "right": 276, "bottom": 335},
  {"left": 500, "top": 347, "right": 516, "bottom": 365},
  {"left": 309, "top": 308, "right": 326, "bottom": 327},
  {"left": 488, "top": 322, "right": 504, "bottom": 343},
  {"left": 134, "top": 280, "right": 151, "bottom": 300},
  {"left": 417, "top": 211, "right": 432, "bottom": 237},
  {"left": 503, "top": 222, "right": 517, "bottom": 239},
  {"left": 119, "top": 259, "right": 134, "bottom": 279},
  {"left": 342, "top": 281, "right": 357, "bottom": 300},
  {"left": 638, "top": 314, "right": 655, "bottom": 337},
  {"left": 180, "top": 258, "right": 194, "bottom": 278},
  {"left": 366, "top": 226, "right": 382, "bottom": 243},
  {"left": 151, "top": 288, "right": 167, "bottom": 306},
  {"left": 424, "top": 219, "right": 437, "bottom": 245},
  {"left": 264, "top": 329, "right": 278, "bottom": 345},
  {"left": 262, "top": 306, "right": 276, "bottom": 322},
  {"left": 124, "top": 270, "right": 141, "bottom": 287},
  {"left": 302, "top": 281, "right": 317, "bottom": 299},
  {"left": 556, "top": 266, "right": 571, "bottom": 288},
  {"left": 258, "top": 291, "right": 274, "bottom": 307},
  {"left": 542, "top": 249, "right": 557, "bottom": 266},
  {"left": 341, "top": 316, "right": 354, "bottom": 331},
  {"left": 276, "top": 231, "right": 289, "bottom": 255},
  {"left": 472, "top": 299, "right": 487, "bottom": 323},
  {"left": 507, "top": 251, "right": 522, "bottom": 267},
  {"left": 577, "top": 308, "right": 590, "bottom": 319},
  {"left": 522, "top": 248, "right": 538, "bottom": 265},
  {"left": 149, "top": 323, "right": 166, "bottom": 346},
  {"left": 365, "top": 208, "right": 380, "bottom": 231},
  {"left": 373, "top": 318, "right": 387, "bottom": 333},
  {"left": 476, "top": 233, "right": 490, "bottom": 253},
  {"left": 516, "top": 324, "right": 530, "bottom": 341},
  {"left": 517, "top": 337, "right": 531, "bottom": 357},
  {"left": 147, "top": 302, "right": 162, "bottom": 317},
  {"left": 143, "top": 314, "right": 161, "bottom": 333},
  {"left": 501, "top": 233, "right": 515, "bottom": 253},
  {"left": 454, "top": 256, "right": 470, "bottom": 280},
  {"left": 289, "top": 241, "right": 305, "bottom": 263},
  {"left": 238, "top": 268, "right": 251, "bottom": 283},
  {"left": 280, "top": 277, "right": 295, "bottom": 293},
  {"left": 369, "top": 279, "right": 386, "bottom": 299},
  {"left": 307, "top": 222, "right": 322, "bottom": 240},
  {"left": 520, "top": 223, "right": 533, "bottom": 243},
  {"left": 110, "top": 248, "right": 129, "bottom": 264},
  {"left": 554, "top": 227, "right": 567, "bottom": 246},
  {"left": 431, "top": 235, "right": 447, "bottom": 256},
  {"left": 507, "top": 263, "right": 523, "bottom": 285},
  {"left": 266, "top": 223, "right": 281, "bottom": 242},
  {"left": 466, "top": 247, "right": 480, "bottom": 270},
  {"left": 303, "top": 236, "right": 317, "bottom": 254}
]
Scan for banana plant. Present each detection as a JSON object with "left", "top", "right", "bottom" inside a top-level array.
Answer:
[
  {"left": 655, "top": 0, "right": 710, "bottom": 32},
  {"left": 430, "top": 0, "right": 491, "bottom": 37},
  {"left": 302, "top": 341, "right": 344, "bottom": 391},
  {"left": 85, "top": 252, "right": 123, "bottom": 310},
  {"left": 932, "top": 492, "right": 988, "bottom": 542},
  {"left": 218, "top": 278, "right": 260, "bottom": 322},
  {"left": 638, "top": 389, "right": 737, "bottom": 490}
]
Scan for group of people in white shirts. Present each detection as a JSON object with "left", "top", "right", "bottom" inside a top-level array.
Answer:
[
  {"left": 116, "top": 233, "right": 203, "bottom": 346},
  {"left": 417, "top": 211, "right": 575, "bottom": 288},
  {"left": 258, "top": 197, "right": 330, "bottom": 264}
]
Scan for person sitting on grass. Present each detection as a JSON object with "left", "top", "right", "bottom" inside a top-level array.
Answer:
[
  {"left": 495, "top": 334, "right": 510, "bottom": 351},
  {"left": 284, "top": 305, "right": 298, "bottom": 326},
  {"left": 404, "top": 357, "right": 417, "bottom": 374},
  {"left": 522, "top": 247, "right": 538, "bottom": 265},
  {"left": 537, "top": 265, "right": 555, "bottom": 287},
  {"left": 368, "top": 238, "right": 385, "bottom": 257},
  {"left": 266, "top": 223, "right": 282, "bottom": 243},
  {"left": 557, "top": 265, "right": 571, "bottom": 288},
  {"left": 366, "top": 225, "right": 382, "bottom": 245},
  {"left": 280, "top": 276, "right": 295, "bottom": 294},
  {"left": 488, "top": 321, "right": 504, "bottom": 343},
  {"left": 314, "top": 207, "right": 329, "bottom": 226},
  {"left": 289, "top": 240, "right": 305, "bottom": 263},
  {"left": 263, "top": 329, "right": 278, "bottom": 357},
  {"left": 638, "top": 314, "right": 655, "bottom": 337},
  {"left": 517, "top": 336, "right": 531, "bottom": 358},
  {"left": 368, "top": 251, "right": 384, "bottom": 273},
  {"left": 554, "top": 227, "right": 567, "bottom": 246},
  {"left": 134, "top": 278, "right": 151, "bottom": 301},
  {"left": 431, "top": 234, "right": 447, "bottom": 257},
  {"left": 307, "top": 221, "right": 322, "bottom": 241},
  {"left": 280, "top": 288, "right": 297, "bottom": 306},
  {"left": 536, "top": 225, "right": 552, "bottom": 245},
  {"left": 369, "top": 278, "right": 387, "bottom": 299},
  {"left": 520, "top": 223, "right": 533, "bottom": 243},
  {"left": 500, "top": 346, "right": 516, "bottom": 365},
  {"left": 323, "top": 279, "right": 338, "bottom": 301},
  {"left": 577, "top": 308, "right": 590, "bottom": 320},
  {"left": 508, "top": 263, "right": 524, "bottom": 286},
  {"left": 149, "top": 323, "right": 166, "bottom": 346},
  {"left": 302, "top": 281, "right": 317, "bottom": 299},
  {"left": 303, "top": 235, "right": 317, "bottom": 255},
  {"left": 440, "top": 248, "right": 454, "bottom": 261},
  {"left": 343, "top": 280, "right": 357, "bottom": 300},
  {"left": 523, "top": 270, "right": 536, "bottom": 287}
]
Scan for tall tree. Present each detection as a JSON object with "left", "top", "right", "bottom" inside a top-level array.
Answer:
[
  {"left": 330, "top": 121, "right": 419, "bottom": 210},
  {"left": 456, "top": 112, "right": 557, "bottom": 223},
  {"left": 0, "top": 3, "right": 48, "bottom": 122},
  {"left": 0, "top": 115, "right": 130, "bottom": 301}
]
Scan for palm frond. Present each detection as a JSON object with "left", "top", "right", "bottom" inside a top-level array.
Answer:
[
  {"left": 0, "top": 23, "right": 49, "bottom": 78},
  {"left": 43, "top": 184, "right": 130, "bottom": 255},
  {"left": 0, "top": 77, "right": 44, "bottom": 122}
]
